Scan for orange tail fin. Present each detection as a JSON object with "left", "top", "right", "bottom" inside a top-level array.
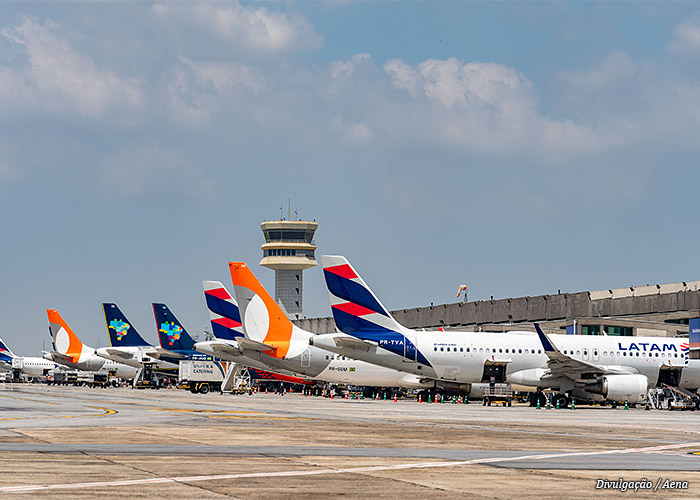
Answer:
[
  {"left": 46, "top": 309, "right": 83, "bottom": 360},
  {"left": 228, "top": 262, "right": 292, "bottom": 358}
]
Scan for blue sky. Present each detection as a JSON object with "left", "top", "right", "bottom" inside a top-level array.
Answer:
[{"left": 2, "top": 1, "right": 700, "bottom": 355}]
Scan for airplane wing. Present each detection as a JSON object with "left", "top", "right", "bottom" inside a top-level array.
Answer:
[
  {"left": 237, "top": 338, "right": 275, "bottom": 353},
  {"left": 332, "top": 336, "right": 378, "bottom": 352},
  {"left": 534, "top": 324, "right": 625, "bottom": 380}
]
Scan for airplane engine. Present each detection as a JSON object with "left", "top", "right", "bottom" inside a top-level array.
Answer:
[{"left": 584, "top": 374, "right": 648, "bottom": 403}]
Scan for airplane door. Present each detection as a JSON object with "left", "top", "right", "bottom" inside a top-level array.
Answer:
[
  {"left": 301, "top": 348, "right": 310, "bottom": 368},
  {"left": 404, "top": 336, "right": 418, "bottom": 362},
  {"left": 593, "top": 348, "right": 599, "bottom": 361},
  {"left": 583, "top": 348, "right": 590, "bottom": 361}
]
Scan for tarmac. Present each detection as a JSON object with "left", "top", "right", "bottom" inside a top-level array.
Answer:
[{"left": 1, "top": 383, "right": 700, "bottom": 498}]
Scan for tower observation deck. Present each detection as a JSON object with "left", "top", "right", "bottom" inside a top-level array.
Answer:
[{"left": 259, "top": 220, "right": 318, "bottom": 320}]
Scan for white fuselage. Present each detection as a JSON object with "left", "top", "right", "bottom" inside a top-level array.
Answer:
[
  {"left": 12, "top": 357, "right": 59, "bottom": 378},
  {"left": 196, "top": 337, "right": 431, "bottom": 389},
  {"left": 311, "top": 330, "right": 700, "bottom": 391},
  {"left": 46, "top": 346, "right": 139, "bottom": 379}
]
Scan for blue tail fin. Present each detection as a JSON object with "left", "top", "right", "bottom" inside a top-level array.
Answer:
[
  {"left": 0, "top": 337, "right": 15, "bottom": 363},
  {"left": 321, "top": 255, "right": 404, "bottom": 335},
  {"left": 202, "top": 281, "right": 243, "bottom": 341},
  {"left": 103, "top": 303, "right": 150, "bottom": 347},
  {"left": 153, "top": 303, "right": 195, "bottom": 350}
]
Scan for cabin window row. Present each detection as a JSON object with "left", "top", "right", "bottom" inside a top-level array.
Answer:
[
  {"left": 432, "top": 346, "right": 543, "bottom": 355},
  {"left": 561, "top": 349, "right": 684, "bottom": 359}
]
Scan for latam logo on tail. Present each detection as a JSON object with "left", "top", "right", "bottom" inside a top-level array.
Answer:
[
  {"left": 159, "top": 322, "right": 182, "bottom": 345},
  {"left": 108, "top": 319, "right": 130, "bottom": 341}
]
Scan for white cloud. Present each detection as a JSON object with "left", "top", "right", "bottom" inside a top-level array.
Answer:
[
  {"left": 330, "top": 53, "right": 371, "bottom": 82},
  {"left": 557, "top": 50, "right": 636, "bottom": 91},
  {"left": 179, "top": 56, "right": 264, "bottom": 95},
  {"left": 97, "top": 144, "right": 216, "bottom": 198},
  {"left": 386, "top": 57, "right": 532, "bottom": 112},
  {"left": 382, "top": 56, "right": 604, "bottom": 160},
  {"left": 152, "top": 2, "right": 322, "bottom": 53},
  {"left": 670, "top": 14, "right": 700, "bottom": 56},
  {"left": 383, "top": 59, "right": 419, "bottom": 97},
  {"left": 344, "top": 122, "right": 373, "bottom": 144},
  {"left": 0, "top": 17, "right": 143, "bottom": 118},
  {"left": 417, "top": 58, "right": 532, "bottom": 110},
  {"left": 165, "top": 56, "right": 265, "bottom": 127},
  {"left": 332, "top": 116, "right": 373, "bottom": 145}
]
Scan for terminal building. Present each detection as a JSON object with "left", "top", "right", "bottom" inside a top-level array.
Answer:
[
  {"left": 296, "top": 280, "right": 700, "bottom": 339},
  {"left": 260, "top": 219, "right": 318, "bottom": 320}
]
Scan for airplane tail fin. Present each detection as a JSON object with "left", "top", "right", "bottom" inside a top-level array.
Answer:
[
  {"left": 228, "top": 262, "right": 293, "bottom": 358},
  {"left": 102, "top": 303, "right": 150, "bottom": 347},
  {"left": 153, "top": 303, "right": 195, "bottom": 350},
  {"left": 46, "top": 309, "right": 84, "bottom": 360},
  {"left": 202, "top": 281, "right": 243, "bottom": 341},
  {"left": 0, "top": 337, "right": 15, "bottom": 362},
  {"left": 320, "top": 255, "right": 405, "bottom": 335}
]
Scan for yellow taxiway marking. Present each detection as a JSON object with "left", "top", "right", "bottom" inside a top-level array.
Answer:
[
  {"left": 148, "top": 409, "right": 266, "bottom": 414},
  {"left": 0, "top": 405, "right": 117, "bottom": 422},
  {"left": 0, "top": 395, "right": 59, "bottom": 406},
  {"left": 145, "top": 408, "right": 309, "bottom": 419},
  {"left": 205, "top": 415, "right": 311, "bottom": 420}
]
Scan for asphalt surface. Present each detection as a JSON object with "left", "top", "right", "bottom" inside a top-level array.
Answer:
[{"left": 1, "top": 384, "right": 700, "bottom": 498}]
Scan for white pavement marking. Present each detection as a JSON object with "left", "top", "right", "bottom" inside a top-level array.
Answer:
[{"left": 3, "top": 441, "right": 700, "bottom": 493}]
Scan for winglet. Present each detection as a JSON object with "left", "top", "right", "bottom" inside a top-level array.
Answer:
[{"left": 534, "top": 323, "right": 557, "bottom": 353}]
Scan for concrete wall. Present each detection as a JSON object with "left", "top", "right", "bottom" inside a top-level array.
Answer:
[{"left": 295, "top": 288, "right": 700, "bottom": 335}]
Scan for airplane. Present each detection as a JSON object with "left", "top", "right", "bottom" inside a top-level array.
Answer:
[
  {"left": 0, "top": 337, "right": 59, "bottom": 377},
  {"left": 193, "top": 281, "right": 315, "bottom": 383},
  {"left": 95, "top": 303, "right": 179, "bottom": 371},
  {"left": 227, "top": 262, "right": 432, "bottom": 389},
  {"left": 45, "top": 309, "right": 139, "bottom": 379},
  {"left": 309, "top": 255, "right": 700, "bottom": 406}
]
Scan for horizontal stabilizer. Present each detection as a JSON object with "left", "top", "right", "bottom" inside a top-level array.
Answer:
[
  {"left": 101, "top": 348, "right": 135, "bottom": 360},
  {"left": 333, "top": 336, "right": 377, "bottom": 352},
  {"left": 46, "top": 351, "right": 74, "bottom": 364},
  {"left": 203, "top": 342, "right": 243, "bottom": 357},
  {"left": 237, "top": 337, "right": 275, "bottom": 352},
  {"left": 154, "top": 347, "right": 187, "bottom": 359}
]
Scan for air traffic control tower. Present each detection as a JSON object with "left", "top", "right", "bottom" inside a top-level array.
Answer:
[{"left": 260, "top": 219, "right": 318, "bottom": 320}]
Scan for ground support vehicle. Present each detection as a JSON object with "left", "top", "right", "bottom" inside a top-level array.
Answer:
[
  {"left": 133, "top": 362, "right": 159, "bottom": 389},
  {"left": 481, "top": 384, "right": 514, "bottom": 406},
  {"left": 178, "top": 360, "right": 228, "bottom": 394},
  {"left": 662, "top": 384, "right": 699, "bottom": 411}
]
